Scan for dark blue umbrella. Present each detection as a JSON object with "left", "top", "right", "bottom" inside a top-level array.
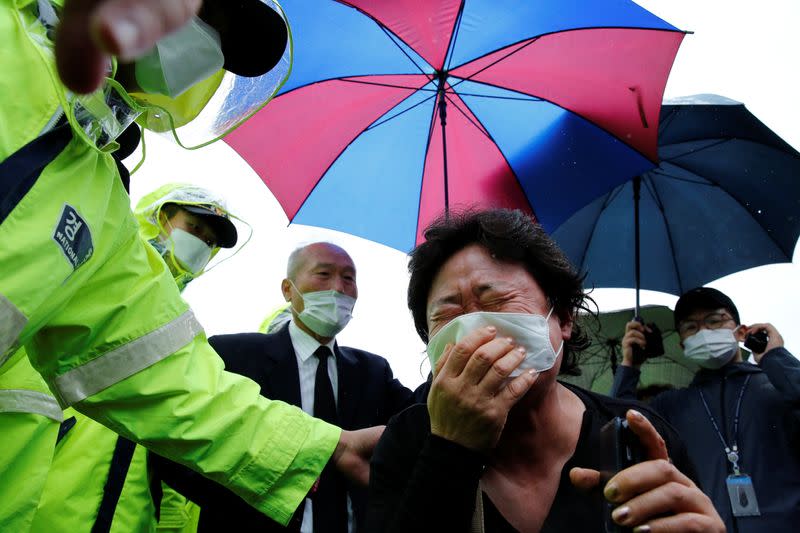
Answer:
[{"left": 553, "top": 94, "right": 800, "bottom": 309}]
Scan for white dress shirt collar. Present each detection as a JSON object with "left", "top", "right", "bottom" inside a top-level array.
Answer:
[{"left": 288, "top": 319, "right": 337, "bottom": 363}]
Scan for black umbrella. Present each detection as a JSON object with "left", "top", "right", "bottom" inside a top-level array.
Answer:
[{"left": 553, "top": 94, "right": 800, "bottom": 316}]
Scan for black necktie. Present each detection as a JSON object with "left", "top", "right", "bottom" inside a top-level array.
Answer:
[
  {"left": 313, "top": 346, "right": 338, "bottom": 424},
  {"left": 313, "top": 347, "right": 347, "bottom": 533}
]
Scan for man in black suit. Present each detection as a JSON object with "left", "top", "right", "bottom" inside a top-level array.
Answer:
[{"left": 152, "top": 242, "right": 413, "bottom": 532}]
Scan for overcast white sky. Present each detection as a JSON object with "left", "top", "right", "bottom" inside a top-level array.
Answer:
[{"left": 125, "top": 0, "right": 799, "bottom": 389}]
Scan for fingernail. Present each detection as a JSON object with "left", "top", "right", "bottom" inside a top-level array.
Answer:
[
  {"left": 110, "top": 19, "right": 140, "bottom": 56},
  {"left": 604, "top": 482, "right": 619, "bottom": 501},
  {"left": 517, "top": 347, "right": 526, "bottom": 354},
  {"left": 633, "top": 526, "right": 651, "bottom": 533},
  {"left": 612, "top": 506, "right": 630, "bottom": 523},
  {"left": 506, "top": 337, "right": 514, "bottom": 344},
  {"left": 486, "top": 326, "right": 496, "bottom": 333},
  {"left": 628, "top": 409, "right": 643, "bottom": 420}
]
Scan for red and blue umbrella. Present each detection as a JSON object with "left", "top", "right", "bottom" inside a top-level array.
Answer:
[{"left": 226, "top": 0, "right": 685, "bottom": 251}]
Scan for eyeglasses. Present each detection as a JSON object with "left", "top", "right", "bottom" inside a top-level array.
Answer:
[{"left": 677, "top": 312, "right": 735, "bottom": 337}]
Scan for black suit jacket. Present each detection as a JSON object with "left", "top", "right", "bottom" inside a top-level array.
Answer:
[{"left": 152, "top": 325, "right": 414, "bottom": 532}]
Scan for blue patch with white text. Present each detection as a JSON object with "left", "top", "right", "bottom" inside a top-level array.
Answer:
[{"left": 53, "top": 204, "right": 93, "bottom": 269}]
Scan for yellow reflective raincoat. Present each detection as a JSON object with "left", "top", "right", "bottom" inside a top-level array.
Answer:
[
  {"left": 0, "top": 2, "right": 338, "bottom": 531},
  {"left": 0, "top": 348, "right": 62, "bottom": 531}
]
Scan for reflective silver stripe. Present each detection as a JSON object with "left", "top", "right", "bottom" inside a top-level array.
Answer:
[
  {"left": 0, "top": 293, "right": 27, "bottom": 359},
  {"left": 51, "top": 310, "right": 203, "bottom": 407},
  {"left": 0, "top": 389, "right": 64, "bottom": 422}
]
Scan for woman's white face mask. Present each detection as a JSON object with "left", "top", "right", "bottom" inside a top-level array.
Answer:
[
  {"left": 426, "top": 310, "right": 563, "bottom": 376},
  {"left": 683, "top": 327, "right": 741, "bottom": 369}
]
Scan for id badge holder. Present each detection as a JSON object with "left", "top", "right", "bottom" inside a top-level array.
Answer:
[{"left": 726, "top": 474, "right": 761, "bottom": 517}]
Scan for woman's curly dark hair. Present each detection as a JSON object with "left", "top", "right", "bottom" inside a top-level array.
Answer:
[{"left": 407, "top": 208, "right": 594, "bottom": 375}]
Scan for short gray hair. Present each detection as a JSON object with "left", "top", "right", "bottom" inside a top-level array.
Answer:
[{"left": 286, "top": 242, "right": 347, "bottom": 280}]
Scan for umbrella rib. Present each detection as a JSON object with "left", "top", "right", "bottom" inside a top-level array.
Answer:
[
  {"left": 443, "top": 93, "right": 491, "bottom": 138},
  {"left": 366, "top": 92, "right": 439, "bottom": 131},
  {"left": 289, "top": 89, "right": 431, "bottom": 226},
  {"left": 377, "top": 25, "right": 432, "bottom": 77},
  {"left": 657, "top": 106, "right": 679, "bottom": 136},
  {"left": 645, "top": 176, "right": 685, "bottom": 293},
  {"left": 336, "top": 1, "right": 438, "bottom": 76},
  {"left": 657, "top": 158, "right": 794, "bottom": 257},
  {"left": 447, "top": 25, "right": 683, "bottom": 70},
  {"left": 445, "top": 90, "right": 542, "bottom": 102},
  {"left": 659, "top": 138, "right": 732, "bottom": 163},
  {"left": 273, "top": 76, "right": 433, "bottom": 103},
  {"left": 444, "top": 1, "right": 467, "bottom": 71},
  {"left": 448, "top": 38, "right": 539, "bottom": 92},
  {"left": 576, "top": 186, "right": 624, "bottom": 277},
  {"left": 649, "top": 167, "right": 715, "bottom": 186},
  {"left": 447, "top": 93, "right": 541, "bottom": 221},
  {"left": 339, "top": 78, "right": 438, "bottom": 92},
  {"left": 412, "top": 85, "right": 447, "bottom": 243}
]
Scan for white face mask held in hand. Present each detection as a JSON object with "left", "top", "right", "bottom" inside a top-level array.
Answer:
[
  {"left": 134, "top": 17, "right": 225, "bottom": 98},
  {"left": 683, "top": 327, "right": 741, "bottom": 369},
  {"left": 427, "top": 310, "right": 563, "bottom": 376},
  {"left": 291, "top": 281, "right": 356, "bottom": 338}
]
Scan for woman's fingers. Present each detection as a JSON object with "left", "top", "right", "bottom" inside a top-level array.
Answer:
[
  {"left": 437, "top": 326, "right": 497, "bottom": 378},
  {"left": 637, "top": 512, "right": 725, "bottom": 533},
  {"left": 569, "top": 467, "right": 601, "bottom": 491},
  {"left": 626, "top": 410, "right": 669, "bottom": 461},
  {"left": 605, "top": 459, "right": 694, "bottom": 505},
  {"left": 461, "top": 335, "right": 520, "bottom": 385},
  {"left": 610, "top": 480, "right": 712, "bottom": 528},
  {"left": 497, "top": 369, "right": 539, "bottom": 410}
]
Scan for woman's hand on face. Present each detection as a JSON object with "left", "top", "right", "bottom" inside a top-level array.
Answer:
[
  {"left": 427, "top": 326, "right": 539, "bottom": 453},
  {"left": 569, "top": 410, "right": 724, "bottom": 533}
]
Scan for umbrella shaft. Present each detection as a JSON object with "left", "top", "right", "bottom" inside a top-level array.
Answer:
[
  {"left": 634, "top": 176, "right": 642, "bottom": 316},
  {"left": 437, "top": 75, "right": 450, "bottom": 214}
]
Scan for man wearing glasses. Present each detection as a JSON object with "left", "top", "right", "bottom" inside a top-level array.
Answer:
[{"left": 611, "top": 287, "right": 800, "bottom": 533}]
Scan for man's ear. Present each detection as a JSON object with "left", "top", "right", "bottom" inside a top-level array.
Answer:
[
  {"left": 735, "top": 324, "right": 749, "bottom": 342},
  {"left": 281, "top": 279, "right": 292, "bottom": 302}
]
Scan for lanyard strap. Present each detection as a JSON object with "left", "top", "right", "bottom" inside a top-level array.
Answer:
[{"left": 698, "top": 374, "right": 751, "bottom": 475}]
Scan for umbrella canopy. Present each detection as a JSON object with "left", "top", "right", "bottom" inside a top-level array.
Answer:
[
  {"left": 562, "top": 305, "right": 698, "bottom": 395},
  {"left": 226, "top": 0, "right": 684, "bottom": 251},
  {"left": 553, "top": 94, "right": 800, "bottom": 296}
]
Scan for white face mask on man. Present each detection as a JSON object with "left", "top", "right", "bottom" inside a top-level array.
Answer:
[
  {"left": 166, "top": 228, "right": 213, "bottom": 275},
  {"left": 290, "top": 281, "right": 356, "bottom": 338},
  {"left": 426, "top": 310, "right": 563, "bottom": 376},
  {"left": 683, "top": 327, "right": 741, "bottom": 369}
]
